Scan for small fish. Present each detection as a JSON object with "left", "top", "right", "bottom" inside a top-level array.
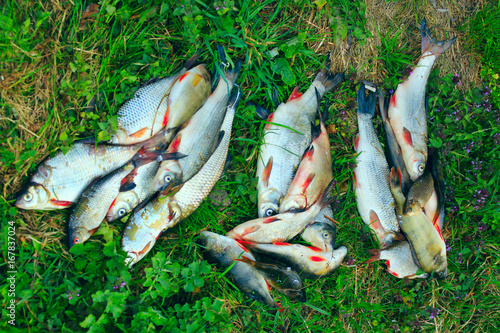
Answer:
[
  {"left": 227, "top": 180, "right": 335, "bottom": 244},
  {"left": 197, "top": 232, "right": 278, "bottom": 308},
  {"left": 301, "top": 221, "right": 337, "bottom": 252},
  {"left": 68, "top": 149, "right": 183, "bottom": 248},
  {"left": 16, "top": 132, "right": 167, "bottom": 210},
  {"left": 110, "top": 56, "right": 211, "bottom": 145},
  {"left": 279, "top": 92, "right": 333, "bottom": 213},
  {"left": 106, "top": 161, "right": 160, "bottom": 222},
  {"left": 389, "top": 167, "right": 447, "bottom": 278},
  {"left": 242, "top": 241, "right": 347, "bottom": 280},
  {"left": 403, "top": 170, "right": 434, "bottom": 216},
  {"left": 256, "top": 58, "right": 343, "bottom": 218},
  {"left": 387, "top": 19, "right": 456, "bottom": 181},
  {"left": 153, "top": 55, "right": 241, "bottom": 193},
  {"left": 379, "top": 90, "right": 411, "bottom": 195},
  {"left": 353, "top": 85, "right": 400, "bottom": 248},
  {"left": 365, "top": 242, "right": 428, "bottom": 279},
  {"left": 424, "top": 150, "right": 445, "bottom": 232},
  {"left": 235, "top": 256, "right": 306, "bottom": 303},
  {"left": 122, "top": 89, "right": 240, "bottom": 266}
]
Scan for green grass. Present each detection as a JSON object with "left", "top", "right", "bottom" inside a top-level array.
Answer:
[{"left": 1, "top": 0, "right": 500, "bottom": 332}]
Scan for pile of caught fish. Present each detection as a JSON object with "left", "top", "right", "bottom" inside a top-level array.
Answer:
[
  {"left": 198, "top": 62, "right": 347, "bottom": 308},
  {"left": 15, "top": 19, "right": 456, "bottom": 309},
  {"left": 16, "top": 46, "right": 243, "bottom": 267},
  {"left": 354, "top": 19, "right": 454, "bottom": 279}
]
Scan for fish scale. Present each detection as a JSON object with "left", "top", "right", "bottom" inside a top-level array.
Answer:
[
  {"left": 116, "top": 77, "right": 177, "bottom": 134},
  {"left": 122, "top": 89, "right": 240, "bottom": 267},
  {"left": 16, "top": 142, "right": 143, "bottom": 210},
  {"left": 354, "top": 86, "right": 399, "bottom": 246}
]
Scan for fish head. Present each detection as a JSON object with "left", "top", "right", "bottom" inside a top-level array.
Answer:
[
  {"left": 124, "top": 238, "right": 156, "bottom": 268},
  {"left": 302, "top": 222, "right": 337, "bottom": 252},
  {"left": 68, "top": 227, "right": 91, "bottom": 249},
  {"left": 108, "top": 128, "right": 129, "bottom": 144},
  {"left": 258, "top": 188, "right": 281, "bottom": 218},
  {"left": 15, "top": 182, "right": 51, "bottom": 210},
  {"left": 153, "top": 161, "right": 182, "bottom": 192},
  {"left": 106, "top": 192, "right": 139, "bottom": 222},
  {"left": 409, "top": 159, "right": 426, "bottom": 182},
  {"left": 403, "top": 199, "right": 422, "bottom": 216}
]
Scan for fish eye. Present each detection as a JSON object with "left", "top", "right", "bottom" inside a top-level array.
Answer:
[
  {"left": 265, "top": 208, "right": 275, "bottom": 217},
  {"left": 418, "top": 164, "right": 425, "bottom": 173},
  {"left": 24, "top": 192, "right": 34, "bottom": 202},
  {"left": 74, "top": 238, "right": 80, "bottom": 244},
  {"left": 164, "top": 175, "right": 172, "bottom": 183},
  {"left": 322, "top": 232, "right": 330, "bottom": 239},
  {"left": 118, "top": 208, "right": 127, "bottom": 216}
]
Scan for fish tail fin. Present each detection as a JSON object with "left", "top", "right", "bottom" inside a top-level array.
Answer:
[
  {"left": 224, "top": 59, "right": 242, "bottom": 83},
  {"left": 378, "top": 89, "right": 390, "bottom": 122},
  {"left": 183, "top": 51, "right": 199, "bottom": 70},
  {"left": 365, "top": 249, "right": 381, "bottom": 264},
  {"left": 314, "top": 68, "right": 344, "bottom": 97},
  {"left": 421, "top": 18, "right": 457, "bottom": 57},
  {"left": 356, "top": 84, "right": 376, "bottom": 118},
  {"left": 249, "top": 101, "right": 271, "bottom": 120},
  {"left": 228, "top": 86, "right": 241, "bottom": 110},
  {"left": 317, "top": 179, "right": 335, "bottom": 210}
]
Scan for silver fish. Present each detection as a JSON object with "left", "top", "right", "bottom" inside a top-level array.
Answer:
[
  {"left": 279, "top": 95, "right": 333, "bottom": 213},
  {"left": 242, "top": 241, "right": 347, "bottom": 280},
  {"left": 110, "top": 58, "right": 211, "bottom": 145},
  {"left": 353, "top": 85, "right": 399, "bottom": 247},
  {"left": 152, "top": 60, "right": 241, "bottom": 192},
  {"left": 197, "top": 231, "right": 278, "bottom": 308},
  {"left": 15, "top": 134, "right": 165, "bottom": 211},
  {"left": 256, "top": 65, "right": 343, "bottom": 218},
  {"left": 227, "top": 181, "right": 334, "bottom": 244},
  {"left": 387, "top": 19, "right": 456, "bottom": 181},
  {"left": 68, "top": 149, "right": 180, "bottom": 247},
  {"left": 122, "top": 89, "right": 240, "bottom": 266}
]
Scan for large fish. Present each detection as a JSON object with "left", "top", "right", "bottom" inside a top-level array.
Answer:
[
  {"left": 122, "top": 89, "right": 240, "bottom": 266},
  {"left": 241, "top": 241, "right": 347, "bottom": 280},
  {"left": 152, "top": 58, "right": 241, "bottom": 192},
  {"left": 365, "top": 242, "right": 428, "bottom": 279},
  {"left": 235, "top": 256, "right": 306, "bottom": 303},
  {"left": 279, "top": 94, "right": 333, "bottom": 213},
  {"left": 105, "top": 161, "right": 160, "bottom": 222},
  {"left": 15, "top": 133, "right": 166, "bottom": 211},
  {"left": 68, "top": 149, "right": 182, "bottom": 247},
  {"left": 110, "top": 56, "right": 211, "bottom": 145},
  {"left": 197, "top": 232, "right": 278, "bottom": 308},
  {"left": 387, "top": 19, "right": 456, "bottom": 181},
  {"left": 390, "top": 167, "right": 447, "bottom": 278},
  {"left": 353, "top": 85, "right": 400, "bottom": 248},
  {"left": 255, "top": 62, "right": 343, "bottom": 218},
  {"left": 227, "top": 180, "right": 335, "bottom": 244}
]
